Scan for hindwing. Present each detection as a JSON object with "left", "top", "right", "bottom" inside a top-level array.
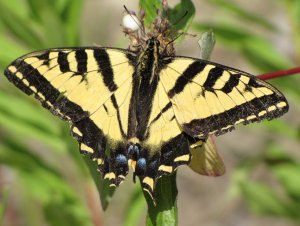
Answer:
[{"left": 188, "top": 137, "right": 225, "bottom": 176}]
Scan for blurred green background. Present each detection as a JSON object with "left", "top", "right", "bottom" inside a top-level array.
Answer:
[{"left": 0, "top": 0, "right": 299, "bottom": 226}]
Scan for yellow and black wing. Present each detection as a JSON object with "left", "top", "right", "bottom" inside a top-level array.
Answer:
[
  {"left": 4, "top": 47, "right": 135, "bottom": 182},
  {"left": 4, "top": 46, "right": 289, "bottom": 202},
  {"left": 159, "top": 57, "right": 289, "bottom": 139}
]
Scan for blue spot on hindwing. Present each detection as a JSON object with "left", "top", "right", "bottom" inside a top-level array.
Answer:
[
  {"left": 115, "top": 154, "right": 128, "bottom": 175},
  {"left": 135, "top": 157, "right": 147, "bottom": 176}
]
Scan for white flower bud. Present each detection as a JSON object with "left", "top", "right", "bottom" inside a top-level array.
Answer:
[{"left": 122, "top": 14, "right": 140, "bottom": 31}]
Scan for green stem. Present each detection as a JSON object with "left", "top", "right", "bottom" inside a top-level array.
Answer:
[
  {"left": 145, "top": 173, "right": 178, "bottom": 226},
  {"left": 83, "top": 156, "right": 115, "bottom": 210}
]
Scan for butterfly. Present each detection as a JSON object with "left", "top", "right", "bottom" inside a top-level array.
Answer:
[{"left": 4, "top": 37, "right": 289, "bottom": 201}]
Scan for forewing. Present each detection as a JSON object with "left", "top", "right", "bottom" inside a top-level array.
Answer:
[
  {"left": 159, "top": 57, "right": 289, "bottom": 138},
  {"left": 5, "top": 47, "right": 135, "bottom": 172}
]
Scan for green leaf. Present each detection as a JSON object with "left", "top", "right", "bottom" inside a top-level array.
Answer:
[
  {"left": 38, "top": 7, "right": 66, "bottom": 46},
  {"left": 0, "top": 35, "right": 29, "bottom": 69},
  {"left": 21, "top": 170, "right": 93, "bottom": 226},
  {"left": 265, "top": 145, "right": 300, "bottom": 200},
  {"left": 145, "top": 174, "right": 178, "bottom": 226},
  {"left": 62, "top": 0, "right": 83, "bottom": 45},
  {"left": 59, "top": 122, "right": 90, "bottom": 177},
  {"left": 252, "top": 119, "right": 298, "bottom": 140},
  {"left": 240, "top": 181, "right": 290, "bottom": 216},
  {"left": 264, "top": 144, "right": 293, "bottom": 163},
  {"left": 0, "top": 186, "right": 10, "bottom": 224},
  {"left": 242, "top": 37, "right": 291, "bottom": 72},
  {"left": 168, "top": 0, "right": 195, "bottom": 32},
  {"left": 0, "top": 2, "right": 44, "bottom": 48},
  {"left": 0, "top": 92, "right": 60, "bottom": 135},
  {"left": 272, "top": 163, "right": 300, "bottom": 200},
  {"left": 0, "top": 0, "right": 29, "bottom": 18},
  {"left": 83, "top": 156, "right": 115, "bottom": 210},
  {"left": 43, "top": 200, "right": 92, "bottom": 226},
  {"left": 124, "top": 185, "right": 146, "bottom": 226},
  {"left": 208, "top": 0, "right": 277, "bottom": 31},
  {"left": 282, "top": 1, "right": 300, "bottom": 56},
  {"left": 193, "top": 22, "right": 292, "bottom": 72},
  {"left": 139, "top": 0, "right": 162, "bottom": 27},
  {"left": 272, "top": 76, "right": 300, "bottom": 103},
  {"left": 0, "top": 91, "right": 67, "bottom": 153},
  {"left": 0, "top": 138, "right": 93, "bottom": 226},
  {"left": 0, "top": 137, "right": 61, "bottom": 176},
  {"left": 53, "top": 0, "right": 72, "bottom": 14},
  {"left": 26, "top": 0, "right": 47, "bottom": 21},
  {"left": 193, "top": 22, "right": 251, "bottom": 43}
]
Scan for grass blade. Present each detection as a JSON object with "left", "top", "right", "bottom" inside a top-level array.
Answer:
[
  {"left": 145, "top": 174, "right": 178, "bottom": 226},
  {"left": 83, "top": 156, "right": 115, "bottom": 210},
  {"left": 124, "top": 185, "right": 146, "bottom": 226}
]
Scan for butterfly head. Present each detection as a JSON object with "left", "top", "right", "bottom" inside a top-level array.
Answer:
[
  {"left": 146, "top": 37, "right": 160, "bottom": 51},
  {"left": 139, "top": 37, "right": 161, "bottom": 62}
]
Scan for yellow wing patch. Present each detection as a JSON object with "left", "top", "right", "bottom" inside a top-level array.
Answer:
[{"left": 160, "top": 57, "right": 289, "bottom": 138}]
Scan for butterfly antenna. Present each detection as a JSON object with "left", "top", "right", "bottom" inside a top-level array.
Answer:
[
  {"left": 123, "top": 5, "right": 145, "bottom": 36},
  {"left": 157, "top": 10, "right": 189, "bottom": 41}
]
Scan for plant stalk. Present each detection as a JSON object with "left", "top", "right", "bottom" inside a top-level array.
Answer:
[{"left": 258, "top": 67, "right": 300, "bottom": 80}]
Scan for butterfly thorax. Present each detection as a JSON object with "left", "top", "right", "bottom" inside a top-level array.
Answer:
[
  {"left": 136, "top": 37, "right": 160, "bottom": 79},
  {"left": 128, "top": 38, "right": 162, "bottom": 144}
]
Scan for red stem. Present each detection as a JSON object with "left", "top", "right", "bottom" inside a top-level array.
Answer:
[{"left": 258, "top": 67, "right": 300, "bottom": 80}]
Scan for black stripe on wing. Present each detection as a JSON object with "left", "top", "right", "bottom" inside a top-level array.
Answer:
[
  {"left": 75, "top": 49, "right": 88, "bottom": 73},
  {"left": 182, "top": 92, "right": 288, "bottom": 137},
  {"left": 94, "top": 48, "right": 118, "bottom": 92},
  {"left": 167, "top": 61, "right": 207, "bottom": 98},
  {"left": 161, "top": 57, "right": 289, "bottom": 138}
]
